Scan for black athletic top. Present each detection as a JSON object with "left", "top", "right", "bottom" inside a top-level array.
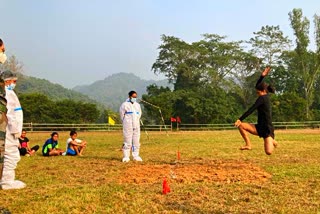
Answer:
[{"left": 239, "top": 76, "right": 274, "bottom": 138}]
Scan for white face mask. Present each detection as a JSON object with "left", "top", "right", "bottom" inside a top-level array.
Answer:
[
  {"left": 5, "top": 83, "right": 16, "bottom": 90},
  {"left": 0, "top": 52, "right": 7, "bottom": 64}
]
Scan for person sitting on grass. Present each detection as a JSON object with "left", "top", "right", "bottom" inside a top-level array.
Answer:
[
  {"left": 66, "top": 130, "right": 87, "bottom": 156},
  {"left": 18, "top": 129, "right": 39, "bottom": 156},
  {"left": 42, "top": 132, "right": 64, "bottom": 156}
]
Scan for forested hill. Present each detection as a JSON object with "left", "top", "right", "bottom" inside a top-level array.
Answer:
[
  {"left": 73, "top": 72, "right": 171, "bottom": 111},
  {"left": 16, "top": 74, "right": 98, "bottom": 104}
]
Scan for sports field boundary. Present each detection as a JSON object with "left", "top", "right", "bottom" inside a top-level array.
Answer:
[{"left": 22, "top": 121, "right": 320, "bottom": 132}]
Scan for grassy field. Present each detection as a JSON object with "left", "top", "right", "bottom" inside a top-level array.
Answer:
[{"left": 1, "top": 129, "right": 320, "bottom": 214}]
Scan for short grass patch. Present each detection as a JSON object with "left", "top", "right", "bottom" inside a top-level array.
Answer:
[{"left": 1, "top": 129, "right": 320, "bottom": 213}]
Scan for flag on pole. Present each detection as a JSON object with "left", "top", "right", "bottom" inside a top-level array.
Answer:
[
  {"left": 108, "top": 116, "right": 115, "bottom": 125},
  {"left": 176, "top": 116, "right": 181, "bottom": 123},
  {"left": 170, "top": 117, "right": 177, "bottom": 122}
]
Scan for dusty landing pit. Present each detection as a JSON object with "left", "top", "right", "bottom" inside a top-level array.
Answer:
[{"left": 119, "top": 160, "right": 271, "bottom": 184}]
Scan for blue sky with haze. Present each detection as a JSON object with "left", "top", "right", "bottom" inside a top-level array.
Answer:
[{"left": 1, "top": 0, "right": 319, "bottom": 88}]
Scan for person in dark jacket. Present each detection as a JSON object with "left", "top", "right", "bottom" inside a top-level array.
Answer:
[{"left": 234, "top": 67, "right": 278, "bottom": 155}]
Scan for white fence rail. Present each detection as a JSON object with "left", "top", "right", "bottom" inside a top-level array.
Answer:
[{"left": 22, "top": 121, "right": 320, "bottom": 132}]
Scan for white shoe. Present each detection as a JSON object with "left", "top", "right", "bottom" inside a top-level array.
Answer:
[
  {"left": 133, "top": 156, "right": 143, "bottom": 162},
  {"left": 1, "top": 180, "right": 26, "bottom": 190},
  {"left": 122, "top": 157, "right": 130, "bottom": 163}
]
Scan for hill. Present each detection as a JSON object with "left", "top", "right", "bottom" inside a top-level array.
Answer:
[
  {"left": 73, "top": 72, "right": 171, "bottom": 110},
  {"left": 16, "top": 74, "right": 100, "bottom": 105}
]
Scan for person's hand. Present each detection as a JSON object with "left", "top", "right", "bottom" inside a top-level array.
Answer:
[
  {"left": 13, "top": 133, "right": 20, "bottom": 139},
  {"left": 261, "top": 67, "right": 271, "bottom": 77},
  {"left": 234, "top": 119, "right": 242, "bottom": 127}
]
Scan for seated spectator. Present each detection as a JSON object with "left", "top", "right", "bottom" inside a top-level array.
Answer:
[
  {"left": 42, "top": 132, "right": 64, "bottom": 156},
  {"left": 18, "top": 129, "right": 39, "bottom": 156},
  {"left": 66, "top": 130, "right": 87, "bottom": 156}
]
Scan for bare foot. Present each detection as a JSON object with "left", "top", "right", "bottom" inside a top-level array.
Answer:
[{"left": 240, "top": 146, "right": 252, "bottom": 150}]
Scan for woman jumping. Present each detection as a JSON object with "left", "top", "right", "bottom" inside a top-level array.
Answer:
[{"left": 234, "top": 67, "right": 277, "bottom": 155}]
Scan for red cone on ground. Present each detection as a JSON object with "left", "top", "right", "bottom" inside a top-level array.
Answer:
[
  {"left": 162, "top": 177, "right": 171, "bottom": 194},
  {"left": 177, "top": 150, "right": 181, "bottom": 160}
]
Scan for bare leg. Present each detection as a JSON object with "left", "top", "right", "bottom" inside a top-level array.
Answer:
[
  {"left": 78, "top": 146, "right": 85, "bottom": 156},
  {"left": 237, "top": 122, "right": 259, "bottom": 150},
  {"left": 78, "top": 141, "right": 87, "bottom": 156},
  {"left": 264, "top": 136, "right": 275, "bottom": 155},
  {"left": 71, "top": 145, "right": 81, "bottom": 156},
  {"left": 49, "top": 150, "right": 62, "bottom": 156}
]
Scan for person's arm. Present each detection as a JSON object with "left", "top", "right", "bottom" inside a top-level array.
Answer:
[
  {"left": 24, "top": 137, "right": 32, "bottom": 152},
  {"left": 76, "top": 139, "right": 86, "bottom": 147},
  {"left": 239, "top": 97, "right": 263, "bottom": 121},
  {"left": 256, "top": 67, "right": 271, "bottom": 87},
  {"left": 0, "top": 97, "right": 7, "bottom": 125},
  {"left": 69, "top": 139, "right": 80, "bottom": 146},
  {"left": 26, "top": 142, "right": 32, "bottom": 153},
  {"left": 138, "top": 103, "right": 142, "bottom": 119},
  {"left": 119, "top": 103, "right": 126, "bottom": 123},
  {"left": 234, "top": 97, "right": 264, "bottom": 127},
  {"left": 5, "top": 91, "right": 22, "bottom": 138},
  {"left": 52, "top": 141, "right": 62, "bottom": 152},
  {"left": 47, "top": 143, "right": 53, "bottom": 152}
]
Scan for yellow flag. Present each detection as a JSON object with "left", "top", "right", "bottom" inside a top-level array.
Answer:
[{"left": 108, "top": 116, "right": 115, "bottom": 125}]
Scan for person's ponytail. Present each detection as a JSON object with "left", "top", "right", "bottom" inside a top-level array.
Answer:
[{"left": 267, "top": 85, "right": 275, "bottom": 93}]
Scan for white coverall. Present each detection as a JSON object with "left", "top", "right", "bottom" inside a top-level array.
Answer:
[
  {"left": 0, "top": 88, "right": 24, "bottom": 189},
  {"left": 119, "top": 98, "right": 142, "bottom": 161}
]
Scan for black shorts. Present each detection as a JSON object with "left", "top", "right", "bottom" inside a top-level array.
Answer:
[
  {"left": 255, "top": 124, "right": 275, "bottom": 139},
  {"left": 19, "top": 148, "right": 28, "bottom": 156}
]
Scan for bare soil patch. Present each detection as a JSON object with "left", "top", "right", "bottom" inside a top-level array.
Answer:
[{"left": 119, "top": 160, "right": 271, "bottom": 185}]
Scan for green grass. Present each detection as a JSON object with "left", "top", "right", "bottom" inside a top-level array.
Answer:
[{"left": 1, "top": 129, "right": 320, "bottom": 213}]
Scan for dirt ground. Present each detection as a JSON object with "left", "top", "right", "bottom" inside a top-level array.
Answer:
[{"left": 119, "top": 159, "right": 271, "bottom": 185}]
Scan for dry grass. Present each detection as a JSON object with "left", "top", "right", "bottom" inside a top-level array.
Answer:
[{"left": 1, "top": 129, "right": 320, "bottom": 213}]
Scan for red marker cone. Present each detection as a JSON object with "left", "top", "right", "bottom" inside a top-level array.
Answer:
[
  {"left": 162, "top": 177, "right": 171, "bottom": 194},
  {"left": 177, "top": 150, "right": 181, "bottom": 160}
]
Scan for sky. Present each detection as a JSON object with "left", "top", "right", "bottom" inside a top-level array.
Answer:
[{"left": 1, "top": 0, "right": 319, "bottom": 89}]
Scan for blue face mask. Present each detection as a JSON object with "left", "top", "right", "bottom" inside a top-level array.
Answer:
[
  {"left": 130, "top": 97, "right": 137, "bottom": 103},
  {"left": 5, "top": 83, "right": 16, "bottom": 90}
]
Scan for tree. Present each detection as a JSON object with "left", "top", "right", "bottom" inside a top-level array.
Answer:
[
  {"left": 288, "top": 8, "right": 320, "bottom": 119},
  {"left": 272, "top": 92, "right": 306, "bottom": 121},
  {"left": 249, "top": 25, "right": 291, "bottom": 66},
  {"left": 152, "top": 34, "right": 245, "bottom": 90},
  {"left": 151, "top": 34, "right": 248, "bottom": 124},
  {"left": 19, "top": 93, "right": 55, "bottom": 123},
  {"left": 20, "top": 93, "right": 100, "bottom": 123},
  {"left": 141, "top": 85, "right": 174, "bottom": 124},
  {"left": 228, "top": 52, "right": 261, "bottom": 110},
  {"left": 0, "top": 55, "right": 23, "bottom": 74},
  {"left": 248, "top": 25, "right": 292, "bottom": 96}
]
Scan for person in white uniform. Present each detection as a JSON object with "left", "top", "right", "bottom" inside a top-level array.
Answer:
[
  {"left": 119, "top": 91, "right": 142, "bottom": 162},
  {"left": 0, "top": 70, "right": 25, "bottom": 190}
]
